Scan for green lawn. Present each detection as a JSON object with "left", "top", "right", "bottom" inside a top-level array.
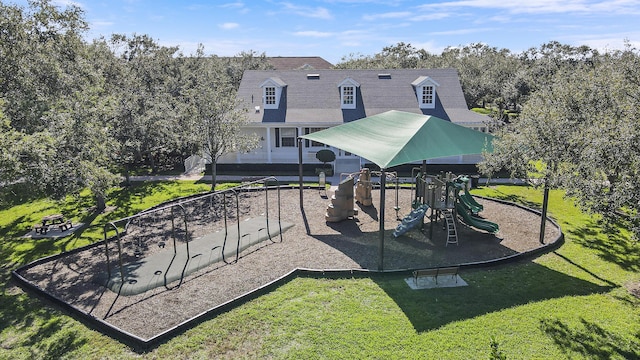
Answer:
[{"left": 1, "top": 182, "right": 639, "bottom": 359}]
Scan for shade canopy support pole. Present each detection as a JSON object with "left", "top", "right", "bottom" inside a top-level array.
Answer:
[
  {"left": 298, "top": 138, "right": 304, "bottom": 208},
  {"left": 378, "top": 168, "right": 386, "bottom": 271},
  {"left": 539, "top": 185, "right": 549, "bottom": 244}
]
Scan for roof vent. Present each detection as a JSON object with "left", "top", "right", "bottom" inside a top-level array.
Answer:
[
  {"left": 307, "top": 73, "right": 320, "bottom": 79},
  {"left": 378, "top": 73, "right": 391, "bottom": 79}
]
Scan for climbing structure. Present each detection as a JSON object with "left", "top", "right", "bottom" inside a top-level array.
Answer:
[
  {"left": 355, "top": 168, "right": 373, "bottom": 206},
  {"left": 443, "top": 209, "right": 458, "bottom": 245},
  {"left": 326, "top": 176, "right": 357, "bottom": 222}
]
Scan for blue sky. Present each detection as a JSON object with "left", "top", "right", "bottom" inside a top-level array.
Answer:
[{"left": 18, "top": 0, "right": 640, "bottom": 63}]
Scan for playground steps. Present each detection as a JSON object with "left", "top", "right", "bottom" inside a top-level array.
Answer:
[{"left": 443, "top": 209, "right": 458, "bottom": 246}]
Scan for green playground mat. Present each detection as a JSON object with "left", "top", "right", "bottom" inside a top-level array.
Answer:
[{"left": 97, "top": 217, "right": 294, "bottom": 296}]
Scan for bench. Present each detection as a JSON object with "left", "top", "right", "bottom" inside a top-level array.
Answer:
[
  {"left": 58, "top": 220, "right": 73, "bottom": 231},
  {"left": 413, "top": 266, "right": 459, "bottom": 285},
  {"left": 33, "top": 225, "right": 50, "bottom": 234}
]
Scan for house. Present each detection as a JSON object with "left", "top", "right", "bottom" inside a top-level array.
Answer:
[{"left": 220, "top": 68, "right": 490, "bottom": 174}]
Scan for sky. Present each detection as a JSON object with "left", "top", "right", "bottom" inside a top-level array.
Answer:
[{"left": 14, "top": 0, "right": 640, "bottom": 64}]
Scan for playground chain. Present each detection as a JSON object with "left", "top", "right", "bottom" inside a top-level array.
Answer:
[{"left": 17, "top": 187, "right": 559, "bottom": 341}]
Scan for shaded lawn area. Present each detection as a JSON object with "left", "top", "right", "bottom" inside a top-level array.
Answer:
[{"left": 1, "top": 182, "right": 639, "bottom": 359}]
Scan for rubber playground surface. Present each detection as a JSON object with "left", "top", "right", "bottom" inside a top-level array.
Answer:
[{"left": 98, "top": 217, "right": 294, "bottom": 296}]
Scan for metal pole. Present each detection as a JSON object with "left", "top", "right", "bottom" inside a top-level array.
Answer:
[
  {"left": 539, "top": 185, "right": 549, "bottom": 244},
  {"left": 378, "top": 169, "right": 386, "bottom": 271},
  {"left": 298, "top": 138, "right": 304, "bottom": 207}
]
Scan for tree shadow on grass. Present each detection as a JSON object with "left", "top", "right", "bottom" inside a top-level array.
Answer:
[
  {"left": 373, "top": 262, "right": 613, "bottom": 333},
  {"left": 0, "top": 183, "right": 50, "bottom": 211},
  {"left": 476, "top": 187, "right": 542, "bottom": 211},
  {"left": 540, "top": 317, "right": 640, "bottom": 359},
  {"left": 1, "top": 215, "right": 62, "bottom": 267},
  {"left": 0, "top": 278, "right": 87, "bottom": 358},
  {"left": 107, "top": 181, "right": 171, "bottom": 219},
  {"left": 567, "top": 217, "right": 640, "bottom": 272}
]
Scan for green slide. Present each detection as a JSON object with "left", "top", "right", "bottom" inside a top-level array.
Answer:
[
  {"left": 459, "top": 191, "right": 483, "bottom": 214},
  {"left": 456, "top": 203, "right": 499, "bottom": 233},
  {"left": 462, "top": 188, "right": 484, "bottom": 211}
]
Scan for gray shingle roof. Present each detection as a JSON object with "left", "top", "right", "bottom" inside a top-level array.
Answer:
[
  {"left": 266, "top": 56, "right": 334, "bottom": 70},
  {"left": 237, "top": 68, "right": 488, "bottom": 126}
]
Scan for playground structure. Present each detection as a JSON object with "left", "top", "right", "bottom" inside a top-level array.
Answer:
[
  {"left": 325, "top": 168, "right": 399, "bottom": 222},
  {"left": 325, "top": 176, "right": 356, "bottom": 222},
  {"left": 355, "top": 168, "right": 373, "bottom": 206},
  {"left": 393, "top": 170, "right": 499, "bottom": 240},
  {"left": 100, "top": 178, "right": 292, "bottom": 306}
]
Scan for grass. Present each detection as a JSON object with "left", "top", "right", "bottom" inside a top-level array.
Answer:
[{"left": 1, "top": 182, "right": 639, "bottom": 359}]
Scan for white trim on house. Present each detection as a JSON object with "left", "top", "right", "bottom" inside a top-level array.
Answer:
[
  {"left": 411, "top": 76, "right": 440, "bottom": 109},
  {"left": 260, "top": 77, "right": 286, "bottom": 109},
  {"left": 337, "top": 77, "right": 360, "bottom": 109}
]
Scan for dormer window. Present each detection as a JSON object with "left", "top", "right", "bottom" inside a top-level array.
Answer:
[
  {"left": 338, "top": 78, "right": 360, "bottom": 109},
  {"left": 264, "top": 86, "right": 276, "bottom": 105},
  {"left": 412, "top": 76, "right": 440, "bottom": 109},
  {"left": 420, "top": 85, "right": 434, "bottom": 106},
  {"left": 260, "top": 77, "right": 286, "bottom": 109}
]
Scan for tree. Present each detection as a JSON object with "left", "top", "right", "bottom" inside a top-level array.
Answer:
[
  {"left": 562, "top": 45, "right": 640, "bottom": 239},
  {"left": 315, "top": 149, "right": 336, "bottom": 174},
  {"left": 222, "top": 50, "right": 273, "bottom": 90},
  {"left": 182, "top": 47, "right": 259, "bottom": 190},
  {"left": 0, "top": 0, "right": 119, "bottom": 211},
  {"left": 480, "top": 44, "right": 640, "bottom": 241},
  {"left": 337, "top": 42, "right": 432, "bottom": 70},
  {"left": 105, "top": 34, "right": 185, "bottom": 182}
]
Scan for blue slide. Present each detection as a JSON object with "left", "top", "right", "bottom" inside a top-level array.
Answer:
[{"left": 393, "top": 204, "right": 429, "bottom": 237}]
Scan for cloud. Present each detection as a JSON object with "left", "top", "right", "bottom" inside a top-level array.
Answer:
[
  {"left": 566, "top": 31, "right": 640, "bottom": 51},
  {"left": 361, "top": 8, "right": 452, "bottom": 22},
  {"left": 220, "top": 1, "right": 245, "bottom": 9},
  {"left": 413, "top": 40, "right": 446, "bottom": 54},
  {"left": 218, "top": 1, "right": 249, "bottom": 14},
  {"left": 278, "top": 2, "right": 333, "bottom": 19},
  {"left": 219, "top": 22, "right": 240, "bottom": 30},
  {"left": 293, "top": 31, "right": 334, "bottom": 38},
  {"left": 91, "top": 20, "right": 114, "bottom": 28},
  {"left": 417, "top": 0, "right": 640, "bottom": 15},
  {"left": 52, "top": 0, "right": 82, "bottom": 7},
  {"left": 362, "top": 11, "right": 412, "bottom": 21},
  {"left": 429, "top": 27, "right": 497, "bottom": 36}
]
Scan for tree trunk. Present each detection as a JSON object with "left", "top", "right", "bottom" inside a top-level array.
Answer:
[
  {"left": 123, "top": 163, "right": 131, "bottom": 186},
  {"left": 211, "top": 161, "right": 217, "bottom": 191},
  {"left": 149, "top": 153, "right": 157, "bottom": 174},
  {"left": 96, "top": 193, "right": 106, "bottom": 213}
]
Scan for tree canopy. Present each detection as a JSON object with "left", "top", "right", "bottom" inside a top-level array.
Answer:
[
  {"left": 0, "top": 0, "right": 268, "bottom": 209},
  {"left": 2, "top": 0, "right": 639, "bottom": 238},
  {"left": 480, "top": 44, "right": 640, "bottom": 240}
]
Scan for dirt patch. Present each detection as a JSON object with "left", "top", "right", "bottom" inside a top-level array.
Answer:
[
  {"left": 627, "top": 281, "right": 640, "bottom": 299},
  {"left": 17, "top": 187, "right": 560, "bottom": 340}
]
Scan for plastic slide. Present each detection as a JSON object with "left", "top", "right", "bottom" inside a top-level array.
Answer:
[
  {"left": 459, "top": 192, "right": 483, "bottom": 214},
  {"left": 462, "top": 188, "right": 484, "bottom": 211},
  {"left": 393, "top": 204, "right": 429, "bottom": 237},
  {"left": 455, "top": 203, "right": 499, "bottom": 233}
]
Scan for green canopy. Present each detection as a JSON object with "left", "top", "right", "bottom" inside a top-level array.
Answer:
[
  {"left": 300, "top": 110, "right": 494, "bottom": 169},
  {"left": 297, "top": 110, "right": 495, "bottom": 271}
]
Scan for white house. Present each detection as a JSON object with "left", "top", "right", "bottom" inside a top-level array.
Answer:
[{"left": 220, "top": 68, "right": 490, "bottom": 173}]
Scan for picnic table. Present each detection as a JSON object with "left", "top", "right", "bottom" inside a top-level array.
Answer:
[{"left": 34, "top": 214, "right": 73, "bottom": 234}]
